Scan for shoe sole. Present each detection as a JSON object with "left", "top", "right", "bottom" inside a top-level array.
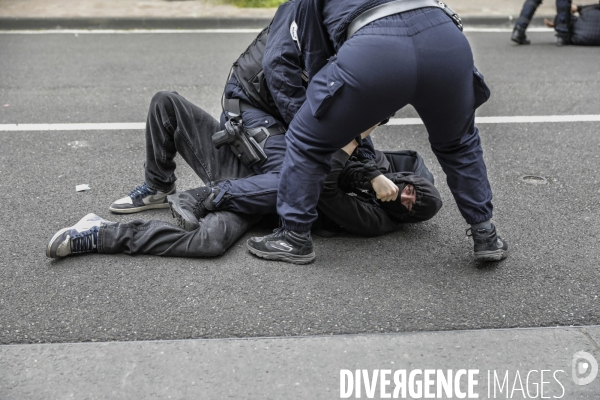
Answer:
[
  {"left": 474, "top": 249, "right": 508, "bottom": 262},
  {"left": 247, "top": 244, "right": 316, "bottom": 265},
  {"left": 511, "top": 38, "right": 530, "bottom": 45},
  {"left": 168, "top": 199, "right": 199, "bottom": 231},
  {"left": 108, "top": 203, "right": 169, "bottom": 214}
]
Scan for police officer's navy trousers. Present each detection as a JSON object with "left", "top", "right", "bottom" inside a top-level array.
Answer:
[
  {"left": 515, "top": 0, "right": 572, "bottom": 35},
  {"left": 277, "top": 8, "right": 494, "bottom": 232}
]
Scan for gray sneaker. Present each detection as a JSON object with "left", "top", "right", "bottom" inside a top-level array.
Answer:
[
  {"left": 109, "top": 182, "right": 175, "bottom": 214},
  {"left": 46, "top": 213, "right": 110, "bottom": 258}
]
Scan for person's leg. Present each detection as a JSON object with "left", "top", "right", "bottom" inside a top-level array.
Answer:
[
  {"left": 209, "top": 133, "right": 287, "bottom": 215},
  {"left": 168, "top": 134, "right": 287, "bottom": 231},
  {"left": 111, "top": 91, "right": 251, "bottom": 214},
  {"left": 516, "top": 0, "right": 544, "bottom": 30},
  {"left": 97, "top": 212, "right": 260, "bottom": 257},
  {"left": 211, "top": 172, "right": 279, "bottom": 215},
  {"left": 410, "top": 20, "right": 507, "bottom": 260},
  {"left": 555, "top": 0, "right": 573, "bottom": 44},
  {"left": 144, "top": 91, "right": 250, "bottom": 190},
  {"left": 512, "top": 0, "right": 544, "bottom": 44},
  {"left": 168, "top": 172, "right": 281, "bottom": 232},
  {"left": 410, "top": 23, "right": 492, "bottom": 225}
]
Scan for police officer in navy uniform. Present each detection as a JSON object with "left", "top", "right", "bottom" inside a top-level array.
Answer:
[
  {"left": 511, "top": 0, "right": 574, "bottom": 45},
  {"left": 542, "top": 1, "right": 600, "bottom": 45},
  {"left": 247, "top": 0, "right": 508, "bottom": 264}
]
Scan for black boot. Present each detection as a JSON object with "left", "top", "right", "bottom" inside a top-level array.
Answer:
[
  {"left": 247, "top": 227, "right": 315, "bottom": 264},
  {"left": 167, "top": 186, "right": 212, "bottom": 231},
  {"left": 466, "top": 224, "right": 508, "bottom": 262},
  {"left": 511, "top": 26, "right": 530, "bottom": 45},
  {"left": 556, "top": 34, "right": 571, "bottom": 46}
]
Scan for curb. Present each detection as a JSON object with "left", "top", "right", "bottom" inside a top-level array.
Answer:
[
  {"left": 0, "top": 16, "right": 555, "bottom": 30},
  {"left": 0, "top": 17, "right": 274, "bottom": 30}
]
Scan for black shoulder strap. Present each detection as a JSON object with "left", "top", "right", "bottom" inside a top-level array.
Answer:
[{"left": 225, "top": 26, "right": 283, "bottom": 121}]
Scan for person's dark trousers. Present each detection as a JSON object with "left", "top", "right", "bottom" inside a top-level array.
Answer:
[
  {"left": 555, "top": 0, "right": 573, "bottom": 36},
  {"left": 98, "top": 212, "right": 261, "bottom": 257},
  {"left": 515, "top": 0, "right": 544, "bottom": 30},
  {"left": 144, "top": 91, "right": 251, "bottom": 193},
  {"left": 276, "top": 8, "right": 494, "bottom": 232}
]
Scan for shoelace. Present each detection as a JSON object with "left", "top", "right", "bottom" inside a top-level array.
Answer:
[
  {"left": 70, "top": 226, "right": 98, "bottom": 254},
  {"left": 268, "top": 226, "right": 286, "bottom": 239},
  {"left": 192, "top": 201, "right": 205, "bottom": 219},
  {"left": 128, "top": 182, "right": 155, "bottom": 199},
  {"left": 466, "top": 227, "right": 496, "bottom": 244},
  {"left": 192, "top": 187, "right": 214, "bottom": 219}
]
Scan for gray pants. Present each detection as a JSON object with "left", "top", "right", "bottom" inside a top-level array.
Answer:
[
  {"left": 96, "top": 91, "right": 262, "bottom": 258},
  {"left": 97, "top": 212, "right": 260, "bottom": 257}
]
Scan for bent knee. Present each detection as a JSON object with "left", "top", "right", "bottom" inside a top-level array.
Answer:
[{"left": 150, "top": 91, "right": 179, "bottom": 107}]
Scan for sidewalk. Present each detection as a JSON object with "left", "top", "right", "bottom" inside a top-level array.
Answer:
[
  {"left": 0, "top": 0, "right": 557, "bottom": 29},
  {"left": 2, "top": 326, "right": 600, "bottom": 399}
]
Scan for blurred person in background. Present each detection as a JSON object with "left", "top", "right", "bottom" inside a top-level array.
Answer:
[
  {"left": 511, "top": 0, "right": 574, "bottom": 45},
  {"left": 543, "top": 2, "right": 600, "bottom": 45}
]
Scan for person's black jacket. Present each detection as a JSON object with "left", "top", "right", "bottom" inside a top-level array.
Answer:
[
  {"left": 572, "top": 3, "right": 600, "bottom": 45},
  {"left": 317, "top": 150, "right": 401, "bottom": 236},
  {"left": 317, "top": 149, "right": 443, "bottom": 237}
]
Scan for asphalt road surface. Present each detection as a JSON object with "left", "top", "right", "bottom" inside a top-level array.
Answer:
[{"left": 0, "top": 29, "right": 599, "bottom": 345}]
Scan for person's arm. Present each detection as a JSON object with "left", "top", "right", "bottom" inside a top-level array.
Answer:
[
  {"left": 340, "top": 125, "right": 399, "bottom": 202},
  {"left": 262, "top": 3, "right": 307, "bottom": 125},
  {"left": 318, "top": 149, "right": 401, "bottom": 237}
]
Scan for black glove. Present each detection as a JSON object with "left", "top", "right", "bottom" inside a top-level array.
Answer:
[{"left": 339, "top": 157, "right": 383, "bottom": 190}]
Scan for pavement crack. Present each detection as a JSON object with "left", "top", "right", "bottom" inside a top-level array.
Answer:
[{"left": 580, "top": 327, "right": 600, "bottom": 352}]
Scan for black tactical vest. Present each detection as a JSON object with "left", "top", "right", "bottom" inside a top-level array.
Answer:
[{"left": 229, "top": 27, "right": 283, "bottom": 122}]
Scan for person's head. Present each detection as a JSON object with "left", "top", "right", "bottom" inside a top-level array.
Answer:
[{"left": 379, "top": 175, "right": 442, "bottom": 222}]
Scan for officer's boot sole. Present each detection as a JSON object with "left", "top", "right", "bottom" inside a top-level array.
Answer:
[
  {"left": 247, "top": 245, "right": 316, "bottom": 265},
  {"left": 168, "top": 197, "right": 200, "bottom": 231},
  {"left": 474, "top": 249, "right": 508, "bottom": 262}
]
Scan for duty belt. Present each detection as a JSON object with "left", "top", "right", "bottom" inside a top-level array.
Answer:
[
  {"left": 223, "top": 98, "right": 285, "bottom": 149},
  {"left": 346, "top": 0, "right": 463, "bottom": 40}
]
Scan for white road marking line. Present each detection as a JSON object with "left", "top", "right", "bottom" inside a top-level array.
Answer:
[
  {"left": 0, "top": 29, "right": 264, "bottom": 34},
  {"left": 464, "top": 27, "right": 553, "bottom": 33},
  {"left": 0, "top": 28, "right": 553, "bottom": 35},
  {"left": 0, "top": 123, "right": 145, "bottom": 131},
  {"left": 388, "top": 115, "right": 600, "bottom": 125},
  {"left": 1, "top": 115, "right": 598, "bottom": 131}
]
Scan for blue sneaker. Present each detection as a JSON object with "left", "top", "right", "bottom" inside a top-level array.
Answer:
[
  {"left": 46, "top": 213, "right": 110, "bottom": 258},
  {"left": 109, "top": 182, "right": 175, "bottom": 214}
]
